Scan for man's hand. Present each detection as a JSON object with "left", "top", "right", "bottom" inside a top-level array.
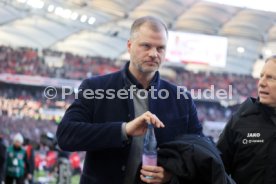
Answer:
[
  {"left": 125, "top": 111, "right": 165, "bottom": 137},
  {"left": 140, "top": 165, "right": 172, "bottom": 183}
]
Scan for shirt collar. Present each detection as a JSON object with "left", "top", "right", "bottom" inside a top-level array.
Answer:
[{"left": 122, "top": 61, "right": 159, "bottom": 90}]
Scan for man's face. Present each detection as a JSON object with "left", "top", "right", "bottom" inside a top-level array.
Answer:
[
  {"left": 127, "top": 24, "right": 167, "bottom": 77},
  {"left": 258, "top": 59, "right": 276, "bottom": 107},
  {"left": 14, "top": 141, "right": 22, "bottom": 148}
]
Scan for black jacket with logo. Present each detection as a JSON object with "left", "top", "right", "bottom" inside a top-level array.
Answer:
[{"left": 217, "top": 97, "right": 276, "bottom": 184}]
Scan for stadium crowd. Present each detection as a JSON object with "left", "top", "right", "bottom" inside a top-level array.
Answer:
[
  {"left": 0, "top": 46, "right": 118, "bottom": 80},
  {"left": 0, "top": 45, "right": 258, "bottom": 99}
]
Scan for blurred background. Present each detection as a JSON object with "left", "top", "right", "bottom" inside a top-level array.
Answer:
[{"left": 1, "top": 0, "right": 276, "bottom": 183}]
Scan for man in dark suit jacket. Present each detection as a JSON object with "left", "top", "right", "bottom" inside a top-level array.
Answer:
[{"left": 56, "top": 16, "right": 203, "bottom": 184}]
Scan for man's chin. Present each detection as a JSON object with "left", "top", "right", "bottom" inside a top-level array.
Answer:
[
  {"left": 259, "top": 99, "right": 274, "bottom": 106},
  {"left": 143, "top": 69, "right": 158, "bottom": 74},
  {"left": 143, "top": 65, "right": 158, "bottom": 72}
]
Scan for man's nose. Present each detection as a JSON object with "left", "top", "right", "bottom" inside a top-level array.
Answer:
[
  {"left": 258, "top": 77, "right": 266, "bottom": 87},
  {"left": 149, "top": 48, "right": 158, "bottom": 58}
]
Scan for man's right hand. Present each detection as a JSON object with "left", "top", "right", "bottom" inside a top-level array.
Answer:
[{"left": 125, "top": 111, "right": 165, "bottom": 137}]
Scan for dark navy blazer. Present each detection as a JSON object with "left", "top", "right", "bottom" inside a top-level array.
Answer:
[{"left": 56, "top": 63, "right": 202, "bottom": 184}]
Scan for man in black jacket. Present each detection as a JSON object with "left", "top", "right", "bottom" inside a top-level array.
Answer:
[{"left": 217, "top": 55, "right": 276, "bottom": 184}]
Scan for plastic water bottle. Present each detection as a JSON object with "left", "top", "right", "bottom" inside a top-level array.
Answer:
[{"left": 142, "top": 123, "right": 157, "bottom": 167}]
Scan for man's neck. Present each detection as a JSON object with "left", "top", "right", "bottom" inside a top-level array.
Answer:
[
  {"left": 128, "top": 66, "right": 155, "bottom": 89},
  {"left": 135, "top": 75, "right": 153, "bottom": 89}
]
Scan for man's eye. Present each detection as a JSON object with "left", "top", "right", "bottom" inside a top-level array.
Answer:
[
  {"left": 265, "top": 75, "right": 276, "bottom": 81},
  {"left": 269, "top": 76, "right": 276, "bottom": 81},
  {"left": 157, "top": 47, "right": 165, "bottom": 52},
  {"left": 142, "top": 44, "right": 150, "bottom": 49}
]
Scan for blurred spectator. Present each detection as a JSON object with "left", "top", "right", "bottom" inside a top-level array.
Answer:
[
  {"left": 24, "top": 138, "right": 35, "bottom": 184},
  {"left": 69, "top": 152, "right": 81, "bottom": 175},
  {"left": 5, "top": 133, "right": 30, "bottom": 184},
  {"left": 45, "top": 150, "right": 57, "bottom": 173},
  {"left": 56, "top": 145, "right": 71, "bottom": 184}
]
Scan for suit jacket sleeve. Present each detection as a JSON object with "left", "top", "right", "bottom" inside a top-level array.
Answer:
[{"left": 56, "top": 78, "right": 125, "bottom": 152}]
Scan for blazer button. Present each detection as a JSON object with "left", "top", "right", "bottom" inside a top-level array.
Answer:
[{"left": 121, "top": 165, "right": 126, "bottom": 171}]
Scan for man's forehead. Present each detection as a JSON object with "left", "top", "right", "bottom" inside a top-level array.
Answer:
[{"left": 262, "top": 61, "right": 276, "bottom": 73}]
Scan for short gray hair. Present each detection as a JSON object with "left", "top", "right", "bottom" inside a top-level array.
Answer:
[
  {"left": 130, "top": 16, "right": 168, "bottom": 39},
  {"left": 265, "top": 55, "right": 276, "bottom": 63}
]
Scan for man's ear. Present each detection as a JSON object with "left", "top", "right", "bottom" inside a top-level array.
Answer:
[{"left": 127, "top": 40, "right": 131, "bottom": 53}]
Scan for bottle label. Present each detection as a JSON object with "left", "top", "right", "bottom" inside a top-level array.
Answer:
[{"left": 142, "top": 154, "right": 157, "bottom": 166}]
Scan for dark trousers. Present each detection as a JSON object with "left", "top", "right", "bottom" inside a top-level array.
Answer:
[{"left": 5, "top": 175, "right": 25, "bottom": 184}]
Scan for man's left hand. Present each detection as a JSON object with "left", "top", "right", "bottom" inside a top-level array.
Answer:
[{"left": 140, "top": 165, "right": 172, "bottom": 184}]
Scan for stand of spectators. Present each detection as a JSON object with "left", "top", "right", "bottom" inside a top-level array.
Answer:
[{"left": 0, "top": 45, "right": 258, "bottom": 100}]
